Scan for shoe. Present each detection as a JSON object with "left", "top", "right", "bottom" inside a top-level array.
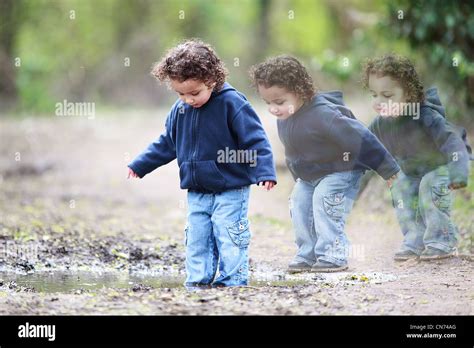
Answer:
[
  {"left": 420, "top": 247, "right": 455, "bottom": 260},
  {"left": 394, "top": 250, "right": 419, "bottom": 261},
  {"left": 287, "top": 261, "right": 313, "bottom": 274},
  {"left": 184, "top": 282, "right": 212, "bottom": 292},
  {"left": 211, "top": 283, "right": 226, "bottom": 288},
  {"left": 311, "top": 260, "right": 348, "bottom": 273}
]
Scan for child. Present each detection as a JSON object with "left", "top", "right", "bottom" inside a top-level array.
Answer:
[
  {"left": 250, "top": 55, "right": 400, "bottom": 273},
  {"left": 128, "top": 39, "right": 277, "bottom": 289},
  {"left": 362, "top": 54, "right": 471, "bottom": 261}
]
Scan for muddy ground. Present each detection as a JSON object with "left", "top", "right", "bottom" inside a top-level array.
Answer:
[{"left": 0, "top": 105, "right": 472, "bottom": 315}]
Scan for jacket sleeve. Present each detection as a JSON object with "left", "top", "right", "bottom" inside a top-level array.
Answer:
[
  {"left": 231, "top": 103, "right": 277, "bottom": 184},
  {"left": 420, "top": 112, "right": 469, "bottom": 186},
  {"left": 127, "top": 112, "right": 177, "bottom": 178},
  {"left": 326, "top": 112, "right": 400, "bottom": 180}
]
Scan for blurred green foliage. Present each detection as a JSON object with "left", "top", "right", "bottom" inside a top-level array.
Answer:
[
  {"left": 0, "top": 0, "right": 472, "bottom": 123},
  {"left": 386, "top": 0, "right": 474, "bottom": 121}
]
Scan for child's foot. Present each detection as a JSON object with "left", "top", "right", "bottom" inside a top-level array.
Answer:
[
  {"left": 394, "top": 250, "right": 419, "bottom": 261},
  {"left": 420, "top": 247, "right": 455, "bottom": 261},
  {"left": 184, "top": 282, "right": 212, "bottom": 292},
  {"left": 211, "top": 283, "right": 226, "bottom": 288},
  {"left": 311, "top": 260, "right": 348, "bottom": 273},
  {"left": 287, "top": 261, "right": 313, "bottom": 273}
]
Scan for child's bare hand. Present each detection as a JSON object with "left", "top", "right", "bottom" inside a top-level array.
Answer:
[
  {"left": 386, "top": 172, "right": 399, "bottom": 188},
  {"left": 127, "top": 167, "right": 139, "bottom": 179},
  {"left": 448, "top": 182, "right": 466, "bottom": 190},
  {"left": 258, "top": 181, "right": 276, "bottom": 191}
]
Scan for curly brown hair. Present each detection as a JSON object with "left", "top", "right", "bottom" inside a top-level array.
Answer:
[
  {"left": 362, "top": 54, "right": 424, "bottom": 103},
  {"left": 151, "top": 39, "right": 228, "bottom": 91},
  {"left": 249, "top": 55, "right": 315, "bottom": 102}
]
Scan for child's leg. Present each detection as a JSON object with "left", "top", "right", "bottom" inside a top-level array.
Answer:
[
  {"left": 184, "top": 191, "right": 219, "bottom": 287},
  {"left": 390, "top": 172, "right": 425, "bottom": 254},
  {"left": 289, "top": 178, "right": 318, "bottom": 265},
  {"left": 312, "top": 170, "right": 364, "bottom": 266},
  {"left": 419, "top": 165, "right": 458, "bottom": 252},
  {"left": 211, "top": 186, "right": 251, "bottom": 287}
]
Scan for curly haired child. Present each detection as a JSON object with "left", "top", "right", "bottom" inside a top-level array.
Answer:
[
  {"left": 128, "top": 39, "right": 277, "bottom": 289},
  {"left": 250, "top": 55, "right": 400, "bottom": 272},
  {"left": 362, "top": 53, "right": 471, "bottom": 261}
]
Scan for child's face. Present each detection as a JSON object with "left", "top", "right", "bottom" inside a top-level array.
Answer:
[
  {"left": 257, "top": 84, "right": 304, "bottom": 120},
  {"left": 368, "top": 74, "right": 407, "bottom": 117},
  {"left": 170, "top": 79, "right": 215, "bottom": 108}
]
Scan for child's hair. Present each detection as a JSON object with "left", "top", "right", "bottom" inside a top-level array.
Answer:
[
  {"left": 249, "top": 55, "right": 315, "bottom": 102},
  {"left": 362, "top": 54, "right": 424, "bottom": 103},
  {"left": 151, "top": 39, "right": 228, "bottom": 91}
]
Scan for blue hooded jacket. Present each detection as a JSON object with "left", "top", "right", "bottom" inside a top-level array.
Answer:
[
  {"left": 128, "top": 82, "right": 277, "bottom": 193},
  {"left": 277, "top": 91, "right": 400, "bottom": 181},
  {"left": 368, "top": 88, "right": 471, "bottom": 185}
]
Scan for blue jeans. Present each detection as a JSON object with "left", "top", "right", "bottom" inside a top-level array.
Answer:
[
  {"left": 289, "top": 170, "right": 364, "bottom": 267},
  {"left": 389, "top": 166, "right": 458, "bottom": 254},
  {"left": 184, "top": 186, "right": 251, "bottom": 288}
]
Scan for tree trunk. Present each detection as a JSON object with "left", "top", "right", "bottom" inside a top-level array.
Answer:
[{"left": 255, "top": 0, "right": 270, "bottom": 61}]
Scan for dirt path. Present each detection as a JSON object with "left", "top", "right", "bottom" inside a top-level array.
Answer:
[{"left": 0, "top": 108, "right": 472, "bottom": 315}]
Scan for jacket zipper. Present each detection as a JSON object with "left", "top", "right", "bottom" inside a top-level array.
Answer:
[{"left": 191, "top": 107, "right": 198, "bottom": 187}]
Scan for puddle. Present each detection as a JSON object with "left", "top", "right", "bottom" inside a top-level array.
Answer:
[
  {"left": 0, "top": 271, "right": 308, "bottom": 293},
  {"left": 0, "top": 271, "right": 184, "bottom": 293},
  {"left": 250, "top": 263, "right": 398, "bottom": 285},
  {"left": 0, "top": 267, "right": 398, "bottom": 294},
  {"left": 286, "top": 271, "right": 398, "bottom": 285}
]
